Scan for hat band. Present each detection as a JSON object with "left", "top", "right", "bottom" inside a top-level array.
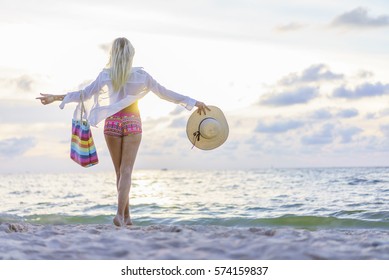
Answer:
[{"left": 191, "top": 118, "right": 213, "bottom": 149}]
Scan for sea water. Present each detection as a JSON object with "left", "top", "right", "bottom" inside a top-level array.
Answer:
[{"left": 0, "top": 167, "right": 388, "bottom": 229}]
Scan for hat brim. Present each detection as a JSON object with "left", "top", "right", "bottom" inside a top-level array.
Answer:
[{"left": 186, "top": 106, "right": 229, "bottom": 150}]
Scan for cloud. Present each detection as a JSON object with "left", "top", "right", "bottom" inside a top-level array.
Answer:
[
  {"left": 366, "top": 108, "right": 389, "bottom": 120},
  {"left": 380, "top": 124, "right": 389, "bottom": 141},
  {"left": 301, "top": 124, "right": 334, "bottom": 145},
  {"left": 163, "top": 139, "right": 177, "bottom": 148},
  {"left": 99, "top": 42, "right": 111, "bottom": 53},
  {"left": 15, "top": 75, "right": 34, "bottom": 91},
  {"left": 275, "top": 22, "right": 306, "bottom": 32},
  {"left": 380, "top": 124, "right": 389, "bottom": 137},
  {"left": 0, "top": 101, "right": 68, "bottom": 124},
  {"left": 0, "top": 137, "right": 36, "bottom": 157},
  {"left": 332, "top": 82, "right": 389, "bottom": 99},
  {"left": 301, "top": 124, "right": 362, "bottom": 145},
  {"left": 260, "top": 86, "right": 318, "bottom": 106},
  {"left": 336, "top": 108, "right": 359, "bottom": 118},
  {"left": 255, "top": 119, "right": 304, "bottom": 134},
  {"left": 279, "top": 64, "right": 344, "bottom": 86},
  {"left": 222, "top": 140, "right": 239, "bottom": 150},
  {"left": 338, "top": 126, "right": 362, "bottom": 143},
  {"left": 309, "top": 107, "right": 359, "bottom": 121},
  {"left": 169, "top": 106, "right": 186, "bottom": 116},
  {"left": 260, "top": 64, "right": 345, "bottom": 107},
  {"left": 310, "top": 108, "right": 333, "bottom": 120},
  {"left": 0, "top": 75, "right": 35, "bottom": 93},
  {"left": 169, "top": 117, "right": 186, "bottom": 128},
  {"left": 331, "top": 7, "right": 389, "bottom": 29},
  {"left": 356, "top": 70, "right": 374, "bottom": 79}
]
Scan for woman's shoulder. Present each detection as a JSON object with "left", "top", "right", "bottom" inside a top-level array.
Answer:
[
  {"left": 102, "top": 67, "right": 148, "bottom": 76},
  {"left": 101, "top": 68, "right": 111, "bottom": 76},
  {"left": 131, "top": 67, "right": 146, "bottom": 75},
  {"left": 129, "top": 67, "right": 150, "bottom": 81},
  {"left": 98, "top": 68, "right": 111, "bottom": 81}
]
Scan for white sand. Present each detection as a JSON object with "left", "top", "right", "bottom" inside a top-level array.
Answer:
[{"left": 0, "top": 223, "right": 388, "bottom": 259}]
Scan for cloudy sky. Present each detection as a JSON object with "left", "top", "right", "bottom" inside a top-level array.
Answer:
[{"left": 1, "top": 0, "right": 389, "bottom": 173}]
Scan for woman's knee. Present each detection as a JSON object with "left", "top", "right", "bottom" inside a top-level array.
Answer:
[{"left": 119, "top": 167, "right": 133, "bottom": 178}]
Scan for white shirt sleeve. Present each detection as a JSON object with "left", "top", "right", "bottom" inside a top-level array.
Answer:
[
  {"left": 144, "top": 71, "right": 197, "bottom": 110},
  {"left": 59, "top": 72, "right": 103, "bottom": 109}
]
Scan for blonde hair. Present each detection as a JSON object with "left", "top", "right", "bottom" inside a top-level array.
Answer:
[{"left": 107, "top": 37, "right": 135, "bottom": 92}]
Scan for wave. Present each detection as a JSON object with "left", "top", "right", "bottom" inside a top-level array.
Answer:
[
  {"left": 347, "top": 178, "right": 387, "bottom": 186},
  {"left": 173, "top": 215, "right": 389, "bottom": 229},
  {"left": 0, "top": 214, "right": 112, "bottom": 225},
  {"left": 1, "top": 214, "right": 388, "bottom": 229}
]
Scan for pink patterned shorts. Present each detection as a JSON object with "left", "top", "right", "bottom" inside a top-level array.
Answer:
[{"left": 104, "top": 111, "right": 142, "bottom": 137}]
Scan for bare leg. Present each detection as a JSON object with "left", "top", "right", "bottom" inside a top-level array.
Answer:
[
  {"left": 117, "top": 134, "right": 141, "bottom": 226},
  {"left": 105, "top": 134, "right": 141, "bottom": 226},
  {"left": 104, "top": 135, "right": 124, "bottom": 226}
]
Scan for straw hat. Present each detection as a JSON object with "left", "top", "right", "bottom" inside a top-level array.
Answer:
[{"left": 186, "top": 106, "right": 229, "bottom": 150}]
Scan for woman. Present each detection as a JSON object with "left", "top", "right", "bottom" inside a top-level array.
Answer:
[{"left": 37, "top": 37, "right": 209, "bottom": 227}]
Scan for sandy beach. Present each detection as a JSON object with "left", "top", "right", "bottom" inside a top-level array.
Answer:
[{"left": 1, "top": 223, "right": 388, "bottom": 260}]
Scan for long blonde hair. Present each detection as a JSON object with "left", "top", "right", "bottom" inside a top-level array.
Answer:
[{"left": 107, "top": 37, "right": 135, "bottom": 92}]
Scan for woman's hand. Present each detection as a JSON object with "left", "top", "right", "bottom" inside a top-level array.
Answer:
[
  {"left": 36, "top": 93, "right": 63, "bottom": 105},
  {"left": 195, "top": 101, "right": 211, "bottom": 115}
]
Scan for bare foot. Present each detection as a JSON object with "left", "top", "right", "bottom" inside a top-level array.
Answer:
[
  {"left": 113, "top": 214, "right": 124, "bottom": 227},
  {"left": 124, "top": 216, "right": 133, "bottom": 226}
]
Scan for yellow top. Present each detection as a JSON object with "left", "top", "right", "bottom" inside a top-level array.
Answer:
[{"left": 119, "top": 101, "right": 139, "bottom": 114}]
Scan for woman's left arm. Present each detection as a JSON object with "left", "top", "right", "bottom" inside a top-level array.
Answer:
[
  {"left": 145, "top": 71, "right": 210, "bottom": 114},
  {"left": 194, "top": 101, "right": 210, "bottom": 115}
]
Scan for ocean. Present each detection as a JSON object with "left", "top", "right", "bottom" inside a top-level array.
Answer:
[{"left": 0, "top": 168, "right": 388, "bottom": 259}]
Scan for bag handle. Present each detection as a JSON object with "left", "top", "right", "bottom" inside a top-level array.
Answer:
[{"left": 79, "top": 90, "right": 86, "bottom": 121}]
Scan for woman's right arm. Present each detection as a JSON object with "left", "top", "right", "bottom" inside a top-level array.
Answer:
[
  {"left": 59, "top": 71, "right": 104, "bottom": 109},
  {"left": 36, "top": 93, "right": 66, "bottom": 105},
  {"left": 37, "top": 71, "right": 104, "bottom": 107}
]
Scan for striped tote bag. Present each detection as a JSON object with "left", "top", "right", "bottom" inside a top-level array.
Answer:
[{"left": 70, "top": 92, "right": 98, "bottom": 167}]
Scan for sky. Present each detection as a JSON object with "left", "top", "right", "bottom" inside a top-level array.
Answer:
[{"left": 1, "top": 0, "right": 389, "bottom": 173}]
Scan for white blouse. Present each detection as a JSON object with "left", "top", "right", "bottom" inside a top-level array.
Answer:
[{"left": 59, "top": 67, "right": 197, "bottom": 127}]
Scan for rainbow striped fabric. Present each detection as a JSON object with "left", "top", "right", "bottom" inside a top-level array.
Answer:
[{"left": 70, "top": 119, "right": 98, "bottom": 167}]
